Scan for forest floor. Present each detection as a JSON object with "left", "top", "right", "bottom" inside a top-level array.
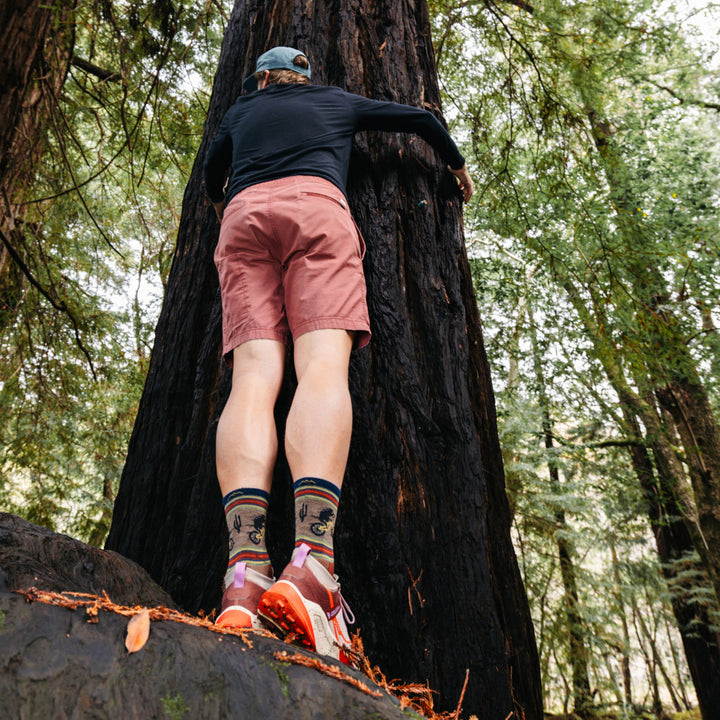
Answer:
[{"left": 545, "top": 710, "right": 700, "bottom": 720}]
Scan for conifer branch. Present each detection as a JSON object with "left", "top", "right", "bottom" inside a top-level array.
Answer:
[
  {"left": 0, "top": 228, "right": 97, "bottom": 379},
  {"left": 646, "top": 79, "right": 720, "bottom": 112},
  {"left": 71, "top": 56, "right": 121, "bottom": 83},
  {"left": 554, "top": 436, "right": 648, "bottom": 450}
]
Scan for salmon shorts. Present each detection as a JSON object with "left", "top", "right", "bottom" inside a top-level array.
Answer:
[{"left": 214, "top": 175, "right": 371, "bottom": 363}]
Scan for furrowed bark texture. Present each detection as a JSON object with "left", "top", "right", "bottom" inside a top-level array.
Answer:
[
  {"left": 0, "top": 0, "right": 75, "bottom": 306},
  {"left": 106, "top": 1, "right": 542, "bottom": 716},
  {"left": 0, "top": 543, "right": 421, "bottom": 720}
]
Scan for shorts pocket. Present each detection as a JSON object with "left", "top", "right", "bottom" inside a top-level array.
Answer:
[
  {"left": 303, "top": 190, "right": 366, "bottom": 260},
  {"left": 352, "top": 219, "right": 367, "bottom": 260},
  {"left": 303, "top": 190, "right": 351, "bottom": 213}
]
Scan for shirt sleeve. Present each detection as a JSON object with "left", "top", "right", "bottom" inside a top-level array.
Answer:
[
  {"left": 203, "top": 114, "right": 233, "bottom": 203},
  {"left": 349, "top": 94, "right": 465, "bottom": 170}
]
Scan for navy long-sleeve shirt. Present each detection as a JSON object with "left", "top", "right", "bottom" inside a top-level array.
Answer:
[{"left": 203, "top": 83, "right": 465, "bottom": 204}]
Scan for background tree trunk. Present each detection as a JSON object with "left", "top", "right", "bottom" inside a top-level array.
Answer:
[
  {"left": 0, "top": 0, "right": 75, "bottom": 312},
  {"left": 623, "top": 416, "right": 720, "bottom": 719},
  {"left": 106, "top": 0, "right": 542, "bottom": 716},
  {"left": 529, "top": 304, "right": 592, "bottom": 717}
]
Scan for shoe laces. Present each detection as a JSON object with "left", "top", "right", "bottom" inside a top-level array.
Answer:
[{"left": 339, "top": 591, "right": 355, "bottom": 625}]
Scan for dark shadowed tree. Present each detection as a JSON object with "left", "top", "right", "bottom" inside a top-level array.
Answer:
[{"left": 106, "top": 0, "right": 542, "bottom": 716}]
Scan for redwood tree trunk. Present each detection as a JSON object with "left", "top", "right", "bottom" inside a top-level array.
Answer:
[
  {"left": 106, "top": 1, "right": 542, "bottom": 716},
  {"left": 655, "top": 378, "right": 720, "bottom": 605},
  {"left": 0, "top": 0, "right": 75, "bottom": 306}
]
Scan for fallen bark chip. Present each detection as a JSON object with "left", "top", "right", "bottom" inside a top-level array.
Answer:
[
  {"left": 273, "top": 650, "right": 383, "bottom": 698},
  {"left": 15, "top": 586, "right": 266, "bottom": 648}
]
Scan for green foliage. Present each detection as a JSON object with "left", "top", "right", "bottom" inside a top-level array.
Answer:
[
  {"left": 0, "top": 1, "right": 228, "bottom": 544},
  {"left": 432, "top": 0, "right": 720, "bottom": 714}
]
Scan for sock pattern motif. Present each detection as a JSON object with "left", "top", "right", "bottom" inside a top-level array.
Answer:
[
  {"left": 223, "top": 487, "right": 271, "bottom": 572},
  {"left": 293, "top": 477, "right": 341, "bottom": 569}
]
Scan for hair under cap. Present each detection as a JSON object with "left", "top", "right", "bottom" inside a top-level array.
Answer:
[{"left": 243, "top": 46, "right": 311, "bottom": 91}]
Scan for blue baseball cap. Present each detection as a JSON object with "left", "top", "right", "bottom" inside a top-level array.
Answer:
[{"left": 243, "top": 46, "right": 311, "bottom": 91}]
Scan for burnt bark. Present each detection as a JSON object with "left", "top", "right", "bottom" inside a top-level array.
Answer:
[{"left": 106, "top": 1, "right": 542, "bottom": 717}]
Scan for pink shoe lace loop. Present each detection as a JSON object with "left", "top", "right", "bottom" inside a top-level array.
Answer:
[
  {"left": 293, "top": 543, "right": 311, "bottom": 568},
  {"left": 339, "top": 592, "right": 355, "bottom": 625},
  {"left": 233, "top": 561, "right": 247, "bottom": 588}
]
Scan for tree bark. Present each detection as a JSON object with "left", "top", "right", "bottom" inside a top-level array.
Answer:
[
  {"left": 622, "top": 415, "right": 720, "bottom": 720},
  {"left": 0, "top": 529, "right": 422, "bottom": 720},
  {"left": 0, "top": 512, "right": 176, "bottom": 608},
  {"left": 106, "top": 0, "right": 542, "bottom": 717},
  {"left": 654, "top": 378, "right": 720, "bottom": 603},
  {"left": 0, "top": 0, "right": 75, "bottom": 300}
]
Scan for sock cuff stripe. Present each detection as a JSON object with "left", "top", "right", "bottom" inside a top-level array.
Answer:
[
  {"left": 295, "top": 538, "right": 334, "bottom": 558},
  {"left": 294, "top": 488, "right": 340, "bottom": 506},
  {"left": 224, "top": 497, "right": 269, "bottom": 514},
  {"left": 223, "top": 488, "right": 270, "bottom": 509},
  {"left": 293, "top": 477, "right": 340, "bottom": 499},
  {"left": 228, "top": 548, "right": 272, "bottom": 567}
]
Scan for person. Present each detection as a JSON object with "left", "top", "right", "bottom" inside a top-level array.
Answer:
[{"left": 203, "top": 46, "right": 474, "bottom": 663}]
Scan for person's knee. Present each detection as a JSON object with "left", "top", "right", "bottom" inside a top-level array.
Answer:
[
  {"left": 293, "top": 329, "right": 353, "bottom": 382},
  {"left": 231, "top": 340, "right": 285, "bottom": 395}
]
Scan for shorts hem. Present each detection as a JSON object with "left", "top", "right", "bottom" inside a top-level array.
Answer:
[
  {"left": 223, "top": 327, "right": 290, "bottom": 366},
  {"left": 292, "top": 317, "right": 371, "bottom": 350}
]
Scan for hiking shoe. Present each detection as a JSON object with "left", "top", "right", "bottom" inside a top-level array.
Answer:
[
  {"left": 257, "top": 543, "right": 355, "bottom": 663},
  {"left": 216, "top": 561, "right": 274, "bottom": 630}
]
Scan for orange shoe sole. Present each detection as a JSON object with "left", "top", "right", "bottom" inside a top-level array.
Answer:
[
  {"left": 258, "top": 582, "right": 317, "bottom": 650},
  {"left": 216, "top": 607, "right": 254, "bottom": 629}
]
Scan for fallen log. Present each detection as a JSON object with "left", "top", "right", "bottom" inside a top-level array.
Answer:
[
  {"left": 0, "top": 512, "right": 176, "bottom": 608},
  {"left": 0, "top": 514, "right": 443, "bottom": 719}
]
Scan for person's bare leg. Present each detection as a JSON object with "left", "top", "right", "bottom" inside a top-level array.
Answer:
[
  {"left": 284, "top": 329, "right": 353, "bottom": 573},
  {"left": 216, "top": 339, "right": 285, "bottom": 496},
  {"left": 256, "top": 329, "right": 354, "bottom": 654},
  {"left": 285, "top": 329, "right": 354, "bottom": 488},
  {"left": 216, "top": 339, "right": 285, "bottom": 582}
]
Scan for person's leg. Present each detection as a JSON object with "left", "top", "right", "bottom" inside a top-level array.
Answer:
[
  {"left": 285, "top": 328, "right": 354, "bottom": 488},
  {"left": 285, "top": 328, "right": 353, "bottom": 573},
  {"left": 217, "top": 339, "right": 285, "bottom": 580},
  {"left": 216, "top": 339, "right": 285, "bottom": 629}
]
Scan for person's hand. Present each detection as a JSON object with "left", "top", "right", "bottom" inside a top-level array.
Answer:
[
  {"left": 449, "top": 164, "right": 474, "bottom": 203},
  {"left": 213, "top": 200, "right": 225, "bottom": 222}
]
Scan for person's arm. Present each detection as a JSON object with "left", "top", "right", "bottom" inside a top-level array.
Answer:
[
  {"left": 212, "top": 200, "right": 225, "bottom": 222},
  {"left": 450, "top": 164, "right": 474, "bottom": 203},
  {"left": 351, "top": 95, "right": 474, "bottom": 202},
  {"left": 203, "top": 117, "right": 233, "bottom": 218}
]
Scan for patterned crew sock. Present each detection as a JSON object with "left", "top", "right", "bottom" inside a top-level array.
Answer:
[
  {"left": 223, "top": 487, "right": 271, "bottom": 584},
  {"left": 293, "top": 477, "right": 341, "bottom": 573}
]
